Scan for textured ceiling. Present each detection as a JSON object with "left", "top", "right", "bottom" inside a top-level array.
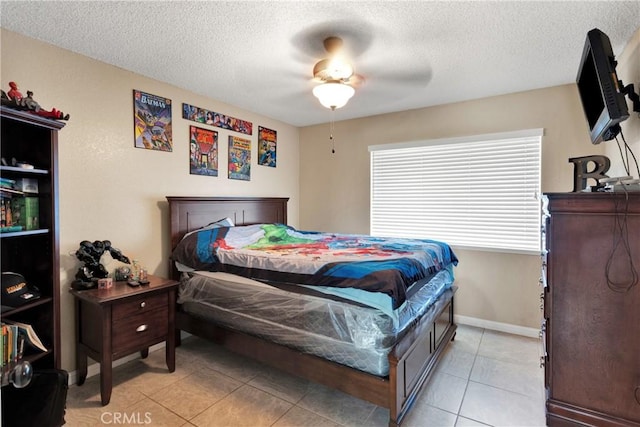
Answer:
[{"left": 1, "top": 1, "right": 639, "bottom": 127}]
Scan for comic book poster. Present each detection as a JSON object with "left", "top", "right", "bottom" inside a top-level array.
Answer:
[
  {"left": 133, "top": 90, "right": 172, "bottom": 151},
  {"left": 228, "top": 136, "right": 251, "bottom": 181},
  {"left": 258, "top": 126, "right": 277, "bottom": 167},
  {"left": 190, "top": 125, "right": 218, "bottom": 176},
  {"left": 182, "top": 102, "right": 253, "bottom": 135}
]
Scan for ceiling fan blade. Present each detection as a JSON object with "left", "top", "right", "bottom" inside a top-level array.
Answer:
[
  {"left": 291, "top": 19, "right": 375, "bottom": 61},
  {"left": 347, "top": 73, "right": 366, "bottom": 88},
  {"left": 375, "top": 68, "right": 433, "bottom": 87}
]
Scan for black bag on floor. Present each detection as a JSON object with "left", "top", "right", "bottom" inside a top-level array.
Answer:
[{"left": 1, "top": 369, "right": 69, "bottom": 427}]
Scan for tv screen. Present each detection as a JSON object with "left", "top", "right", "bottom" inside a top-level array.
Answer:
[{"left": 576, "top": 28, "right": 629, "bottom": 144}]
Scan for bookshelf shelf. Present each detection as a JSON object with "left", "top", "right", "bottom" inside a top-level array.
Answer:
[
  {"left": 0, "top": 229, "right": 50, "bottom": 238},
  {"left": 1, "top": 106, "right": 63, "bottom": 371},
  {"left": 1, "top": 297, "right": 53, "bottom": 317},
  {"left": 0, "top": 166, "right": 49, "bottom": 175}
]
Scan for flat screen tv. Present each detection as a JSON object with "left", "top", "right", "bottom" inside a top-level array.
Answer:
[{"left": 576, "top": 28, "right": 629, "bottom": 144}]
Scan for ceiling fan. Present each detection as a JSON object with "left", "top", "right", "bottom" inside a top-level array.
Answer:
[
  {"left": 312, "top": 37, "right": 361, "bottom": 83},
  {"left": 311, "top": 36, "right": 363, "bottom": 110}
]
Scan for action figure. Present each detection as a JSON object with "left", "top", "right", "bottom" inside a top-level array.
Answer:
[
  {"left": 3, "top": 82, "right": 70, "bottom": 121},
  {"left": 22, "top": 90, "right": 70, "bottom": 120},
  {"left": 71, "top": 240, "right": 130, "bottom": 290},
  {"left": 7, "top": 81, "right": 22, "bottom": 101}
]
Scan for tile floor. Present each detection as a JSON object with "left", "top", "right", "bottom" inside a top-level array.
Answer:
[{"left": 64, "top": 325, "right": 546, "bottom": 426}]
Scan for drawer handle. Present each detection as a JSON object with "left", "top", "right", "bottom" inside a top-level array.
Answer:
[
  {"left": 136, "top": 324, "right": 148, "bottom": 332},
  {"left": 140, "top": 301, "right": 146, "bottom": 308},
  {"left": 635, "top": 386, "right": 640, "bottom": 405}
]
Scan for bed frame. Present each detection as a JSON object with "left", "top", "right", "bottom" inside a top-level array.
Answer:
[{"left": 167, "top": 196, "right": 457, "bottom": 426}]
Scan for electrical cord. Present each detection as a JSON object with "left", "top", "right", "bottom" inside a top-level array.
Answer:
[
  {"left": 614, "top": 136, "right": 631, "bottom": 176},
  {"left": 623, "top": 139, "right": 640, "bottom": 179},
  {"left": 605, "top": 186, "right": 638, "bottom": 293},
  {"left": 614, "top": 129, "right": 640, "bottom": 178}
]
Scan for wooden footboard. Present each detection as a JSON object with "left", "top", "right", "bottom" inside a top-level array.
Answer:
[
  {"left": 389, "top": 291, "right": 456, "bottom": 425},
  {"left": 176, "top": 291, "right": 456, "bottom": 426}
]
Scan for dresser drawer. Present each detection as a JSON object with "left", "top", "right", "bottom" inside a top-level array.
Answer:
[
  {"left": 112, "top": 292, "right": 168, "bottom": 320},
  {"left": 112, "top": 308, "right": 168, "bottom": 353}
]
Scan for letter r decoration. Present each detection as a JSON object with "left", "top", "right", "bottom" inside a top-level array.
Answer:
[{"left": 568, "top": 155, "right": 610, "bottom": 192}]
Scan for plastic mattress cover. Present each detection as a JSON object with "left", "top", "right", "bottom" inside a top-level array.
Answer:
[{"left": 178, "top": 265, "right": 455, "bottom": 376}]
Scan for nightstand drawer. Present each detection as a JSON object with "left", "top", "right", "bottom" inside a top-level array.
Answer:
[
  {"left": 112, "top": 308, "right": 168, "bottom": 353},
  {"left": 112, "top": 292, "right": 168, "bottom": 320}
]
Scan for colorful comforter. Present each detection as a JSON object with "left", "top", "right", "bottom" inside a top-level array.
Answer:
[{"left": 172, "top": 223, "right": 458, "bottom": 309}]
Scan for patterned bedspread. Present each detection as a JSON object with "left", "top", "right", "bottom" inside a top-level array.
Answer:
[{"left": 172, "top": 223, "right": 458, "bottom": 308}]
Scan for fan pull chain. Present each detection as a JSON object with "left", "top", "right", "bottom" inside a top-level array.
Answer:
[{"left": 329, "top": 107, "right": 336, "bottom": 153}]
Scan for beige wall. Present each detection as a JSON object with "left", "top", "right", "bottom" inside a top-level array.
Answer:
[
  {"left": 299, "top": 84, "right": 605, "bottom": 330},
  {"left": 605, "top": 27, "right": 640, "bottom": 172},
  {"left": 1, "top": 29, "right": 300, "bottom": 372}
]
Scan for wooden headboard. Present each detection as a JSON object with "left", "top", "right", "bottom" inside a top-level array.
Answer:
[{"left": 166, "top": 196, "right": 289, "bottom": 251}]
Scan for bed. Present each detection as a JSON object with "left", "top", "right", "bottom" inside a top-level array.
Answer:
[{"left": 167, "top": 196, "right": 458, "bottom": 426}]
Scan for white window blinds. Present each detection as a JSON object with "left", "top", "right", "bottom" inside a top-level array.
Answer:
[{"left": 369, "top": 129, "right": 543, "bottom": 253}]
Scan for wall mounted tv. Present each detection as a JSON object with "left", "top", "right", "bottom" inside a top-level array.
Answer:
[{"left": 576, "top": 28, "right": 629, "bottom": 144}]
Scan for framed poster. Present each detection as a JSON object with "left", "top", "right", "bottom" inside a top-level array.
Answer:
[
  {"left": 258, "top": 126, "right": 277, "bottom": 167},
  {"left": 133, "top": 90, "right": 172, "bottom": 151},
  {"left": 228, "top": 136, "right": 251, "bottom": 181},
  {"left": 182, "top": 102, "right": 253, "bottom": 135},
  {"left": 189, "top": 125, "right": 218, "bottom": 176}
]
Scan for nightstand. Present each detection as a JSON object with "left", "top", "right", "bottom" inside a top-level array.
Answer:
[{"left": 70, "top": 275, "right": 178, "bottom": 405}]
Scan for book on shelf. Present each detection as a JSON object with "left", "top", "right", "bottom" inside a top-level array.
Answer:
[
  {"left": 1, "top": 195, "right": 31, "bottom": 232},
  {"left": 2, "top": 320, "right": 47, "bottom": 356},
  {"left": 1, "top": 323, "right": 23, "bottom": 367},
  {"left": 8, "top": 196, "right": 39, "bottom": 230},
  {"left": 1, "top": 324, "right": 14, "bottom": 366},
  {"left": 0, "top": 177, "right": 17, "bottom": 189}
]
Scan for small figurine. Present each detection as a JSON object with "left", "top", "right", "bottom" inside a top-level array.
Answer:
[
  {"left": 71, "top": 240, "right": 130, "bottom": 290},
  {"left": 7, "top": 81, "right": 22, "bottom": 102},
  {"left": 1, "top": 89, "right": 17, "bottom": 107},
  {"left": 114, "top": 266, "right": 131, "bottom": 281},
  {"left": 3, "top": 82, "right": 70, "bottom": 121},
  {"left": 21, "top": 90, "right": 70, "bottom": 120}
]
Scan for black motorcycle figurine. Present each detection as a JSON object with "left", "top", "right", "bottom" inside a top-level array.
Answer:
[{"left": 71, "top": 240, "right": 130, "bottom": 290}]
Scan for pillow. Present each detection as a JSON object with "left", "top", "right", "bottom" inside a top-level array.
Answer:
[
  {"left": 173, "top": 218, "right": 234, "bottom": 271},
  {"left": 172, "top": 225, "right": 232, "bottom": 270},
  {"left": 205, "top": 217, "right": 234, "bottom": 228},
  {"left": 182, "top": 217, "right": 234, "bottom": 239}
]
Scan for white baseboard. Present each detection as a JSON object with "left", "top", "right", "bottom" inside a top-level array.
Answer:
[
  {"left": 67, "top": 331, "right": 192, "bottom": 386},
  {"left": 455, "top": 315, "right": 540, "bottom": 338}
]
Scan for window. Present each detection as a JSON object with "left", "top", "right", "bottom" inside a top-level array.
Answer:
[{"left": 369, "top": 129, "right": 543, "bottom": 254}]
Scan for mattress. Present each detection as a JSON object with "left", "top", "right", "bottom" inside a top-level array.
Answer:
[
  {"left": 172, "top": 223, "right": 458, "bottom": 309},
  {"left": 178, "top": 266, "right": 455, "bottom": 376}
]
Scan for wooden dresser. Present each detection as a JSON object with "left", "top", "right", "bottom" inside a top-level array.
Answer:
[{"left": 542, "top": 193, "right": 640, "bottom": 426}]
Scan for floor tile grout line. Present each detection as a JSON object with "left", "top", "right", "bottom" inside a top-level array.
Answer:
[
  {"left": 467, "top": 330, "right": 545, "bottom": 402},
  {"left": 465, "top": 379, "right": 546, "bottom": 403},
  {"left": 269, "top": 403, "right": 295, "bottom": 427},
  {"left": 456, "top": 328, "right": 484, "bottom": 418},
  {"left": 459, "top": 328, "right": 545, "bottom": 424}
]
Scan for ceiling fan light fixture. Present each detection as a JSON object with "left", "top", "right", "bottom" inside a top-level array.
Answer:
[
  {"left": 328, "top": 57, "right": 353, "bottom": 79},
  {"left": 313, "top": 57, "right": 354, "bottom": 81},
  {"left": 312, "top": 81, "right": 355, "bottom": 109}
]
